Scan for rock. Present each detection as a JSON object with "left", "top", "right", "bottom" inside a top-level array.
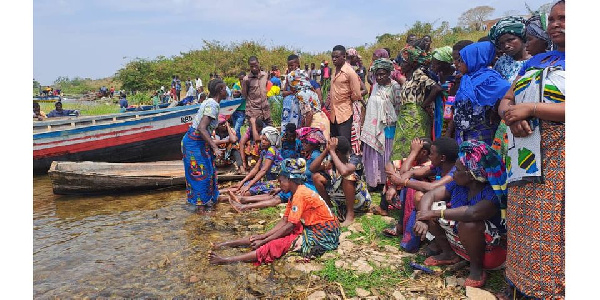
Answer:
[
  {"left": 381, "top": 216, "right": 395, "bottom": 223},
  {"left": 294, "top": 263, "right": 323, "bottom": 273},
  {"left": 456, "top": 277, "right": 466, "bottom": 286},
  {"left": 257, "top": 220, "right": 266, "bottom": 225},
  {"left": 158, "top": 256, "right": 171, "bottom": 268},
  {"left": 365, "top": 297, "right": 379, "bottom": 300},
  {"left": 445, "top": 276, "right": 459, "bottom": 287},
  {"left": 164, "top": 216, "right": 175, "bottom": 220},
  {"left": 339, "top": 231, "right": 352, "bottom": 241},
  {"left": 466, "top": 286, "right": 496, "bottom": 300},
  {"left": 351, "top": 260, "right": 373, "bottom": 274},
  {"left": 372, "top": 261, "right": 381, "bottom": 267},
  {"left": 310, "top": 275, "right": 321, "bottom": 281},
  {"left": 149, "top": 235, "right": 164, "bottom": 242},
  {"left": 307, "top": 290, "right": 327, "bottom": 300},
  {"left": 410, "top": 270, "right": 422, "bottom": 280},
  {"left": 321, "top": 252, "right": 337, "bottom": 260},
  {"left": 383, "top": 245, "right": 399, "bottom": 253},
  {"left": 392, "top": 291, "right": 406, "bottom": 300},
  {"left": 338, "top": 240, "right": 355, "bottom": 255},
  {"left": 348, "top": 223, "right": 364, "bottom": 233},
  {"left": 189, "top": 275, "right": 199, "bottom": 283},
  {"left": 390, "top": 265, "right": 397, "bottom": 271},
  {"left": 335, "top": 260, "right": 348, "bottom": 269},
  {"left": 416, "top": 297, "right": 427, "bottom": 300},
  {"left": 248, "top": 224, "right": 264, "bottom": 230},
  {"left": 355, "top": 288, "right": 371, "bottom": 297}
]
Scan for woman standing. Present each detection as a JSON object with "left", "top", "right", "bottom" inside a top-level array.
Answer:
[
  {"left": 489, "top": 16, "right": 531, "bottom": 83},
  {"left": 524, "top": 13, "right": 553, "bottom": 56},
  {"left": 431, "top": 46, "right": 456, "bottom": 139},
  {"left": 393, "top": 45, "right": 442, "bottom": 161},
  {"left": 181, "top": 79, "right": 226, "bottom": 211},
  {"left": 453, "top": 42, "right": 510, "bottom": 146},
  {"left": 360, "top": 58, "right": 402, "bottom": 188},
  {"left": 498, "top": 1, "right": 565, "bottom": 298}
]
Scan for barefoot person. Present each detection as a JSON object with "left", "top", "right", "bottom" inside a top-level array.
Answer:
[
  {"left": 181, "top": 79, "right": 226, "bottom": 212},
  {"left": 414, "top": 140, "right": 507, "bottom": 288},
  {"left": 210, "top": 158, "right": 340, "bottom": 265}
]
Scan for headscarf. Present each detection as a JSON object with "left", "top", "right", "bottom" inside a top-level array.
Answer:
[
  {"left": 296, "top": 127, "right": 326, "bottom": 145},
  {"left": 261, "top": 126, "right": 280, "bottom": 147},
  {"left": 488, "top": 16, "right": 526, "bottom": 46},
  {"left": 347, "top": 48, "right": 361, "bottom": 60},
  {"left": 373, "top": 48, "right": 389, "bottom": 59},
  {"left": 455, "top": 42, "right": 511, "bottom": 107},
  {"left": 432, "top": 46, "right": 453, "bottom": 64},
  {"left": 458, "top": 140, "right": 507, "bottom": 202},
  {"left": 525, "top": 13, "right": 552, "bottom": 50},
  {"left": 370, "top": 58, "right": 394, "bottom": 72},
  {"left": 279, "top": 158, "right": 307, "bottom": 181},
  {"left": 400, "top": 45, "right": 431, "bottom": 66},
  {"left": 218, "top": 114, "right": 228, "bottom": 124}
]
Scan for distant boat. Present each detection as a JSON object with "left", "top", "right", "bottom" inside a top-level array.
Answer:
[
  {"left": 48, "top": 160, "right": 244, "bottom": 195},
  {"left": 33, "top": 99, "right": 243, "bottom": 174},
  {"left": 33, "top": 95, "right": 62, "bottom": 103}
]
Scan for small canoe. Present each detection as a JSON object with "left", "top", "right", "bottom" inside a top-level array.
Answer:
[{"left": 48, "top": 160, "right": 245, "bottom": 195}]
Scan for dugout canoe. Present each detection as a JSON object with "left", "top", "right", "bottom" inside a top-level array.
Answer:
[
  {"left": 33, "top": 95, "right": 62, "bottom": 103},
  {"left": 48, "top": 160, "right": 246, "bottom": 195},
  {"left": 33, "top": 98, "right": 242, "bottom": 174}
]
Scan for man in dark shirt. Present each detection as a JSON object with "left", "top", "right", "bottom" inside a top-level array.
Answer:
[{"left": 47, "top": 101, "right": 79, "bottom": 118}]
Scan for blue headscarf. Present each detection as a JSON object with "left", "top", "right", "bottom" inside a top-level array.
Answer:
[{"left": 455, "top": 42, "right": 511, "bottom": 107}]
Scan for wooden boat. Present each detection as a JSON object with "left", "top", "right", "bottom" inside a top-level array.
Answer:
[
  {"left": 48, "top": 160, "right": 245, "bottom": 195},
  {"left": 33, "top": 98, "right": 242, "bottom": 174},
  {"left": 33, "top": 95, "right": 62, "bottom": 103}
]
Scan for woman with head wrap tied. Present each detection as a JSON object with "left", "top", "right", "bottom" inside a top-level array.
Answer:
[
  {"left": 430, "top": 46, "right": 457, "bottom": 140},
  {"left": 360, "top": 59, "right": 402, "bottom": 188},
  {"left": 392, "top": 45, "right": 443, "bottom": 161},
  {"left": 414, "top": 140, "right": 507, "bottom": 288},
  {"left": 220, "top": 126, "right": 283, "bottom": 200},
  {"left": 497, "top": 1, "right": 565, "bottom": 298},
  {"left": 367, "top": 48, "right": 390, "bottom": 89},
  {"left": 524, "top": 13, "right": 553, "bottom": 56},
  {"left": 489, "top": 16, "right": 531, "bottom": 83}
]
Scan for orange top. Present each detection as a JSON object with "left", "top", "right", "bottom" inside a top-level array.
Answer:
[
  {"left": 284, "top": 185, "right": 337, "bottom": 226},
  {"left": 329, "top": 62, "right": 362, "bottom": 123}
]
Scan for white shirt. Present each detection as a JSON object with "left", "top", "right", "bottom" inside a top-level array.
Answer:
[{"left": 195, "top": 79, "right": 203, "bottom": 89}]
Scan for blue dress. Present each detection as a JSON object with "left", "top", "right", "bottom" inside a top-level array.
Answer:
[{"left": 181, "top": 99, "right": 220, "bottom": 206}]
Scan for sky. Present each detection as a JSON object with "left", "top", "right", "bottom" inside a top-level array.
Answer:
[{"left": 33, "top": 0, "right": 551, "bottom": 85}]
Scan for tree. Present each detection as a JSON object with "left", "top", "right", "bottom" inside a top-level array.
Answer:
[{"left": 458, "top": 6, "right": 495, "bottom": 31}]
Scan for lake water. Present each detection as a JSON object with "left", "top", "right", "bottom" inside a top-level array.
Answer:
[{"left": 33, "top": 176, "right": 310, "bottom": 298}]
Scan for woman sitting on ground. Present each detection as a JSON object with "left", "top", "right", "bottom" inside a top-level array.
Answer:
[
  {"left": 210, "top": 158, "right": 340, "bottom": 265},
  {"left": 414, "top": 140, "right": 507, "bottom": 288},
  {"left": 311, "top": 136, "right": 371, "bottom": 227},
  {"left": 220, "top": 126, "right": 282, "bottom": 200},
  {"left": 213, "top": 115, "right": 243, "bottom": 173}
]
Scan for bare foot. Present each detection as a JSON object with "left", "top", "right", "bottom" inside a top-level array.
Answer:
[
  {"left": 211, "top": 241, "right": 226, "bottom": 250},
  {"left": 340, "top": 218, "right": 354, "bottom": 227},
  {"left": 228, "top": 191, "right": 242, "bottom": 204},
  {"left": 229, "top": 196, "right": 245, "bottom": 213},
  {"left": 208, "top": 251, "right": 228, "bottom": 265},
  {"left": 217, "top": 195, "right": 229, "bottom": 203}
]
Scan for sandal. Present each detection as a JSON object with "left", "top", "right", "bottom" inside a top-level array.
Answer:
[
  {"left": 423, "top": 255, "right": 461, "bottom": 266},
  {"left": 464, "top": 272, "right": 487, "bottom": 288}
]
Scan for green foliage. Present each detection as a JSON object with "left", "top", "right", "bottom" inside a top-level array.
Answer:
[
  {"left": 268, "top": 96, "right": 283, "bottom": 127},
  {"left": 128, "top": 91, "right": 154, "bottom": 105},
  {"left": 316, "top": 259, "right": 408, "bottom": 297},
  {"left": 39, "top": 101, "right": 121, "bottom": 116}
]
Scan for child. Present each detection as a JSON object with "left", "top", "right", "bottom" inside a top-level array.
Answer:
[
  {"left": 280, "top": 123, "right": 302, "bottom": 159},
  {"left": 296, "top": 127, "right": 327, "bottom": 191},
  {"left": 213, "top": 115, "right": 243, "bottom": 173},
  {"left": 210, "top": 158, "right": 340, "bottom": 265},
  {"left": 239, "top": 118, "right": 265, "bottom": 172},
  {"left": 310, "top": 136, "right": 371, "bottom": 227}
]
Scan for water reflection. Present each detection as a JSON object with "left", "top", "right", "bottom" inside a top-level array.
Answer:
[{"left": 33, "top": 175, "right": 308, "bottom": 298}]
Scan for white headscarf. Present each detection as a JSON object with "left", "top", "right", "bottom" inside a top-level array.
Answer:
[{"left": 261, "top": 126, "right": 280, "bottom": 147}]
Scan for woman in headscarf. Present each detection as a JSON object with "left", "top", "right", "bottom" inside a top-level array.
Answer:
[
  {"left": 284, "top": 55, "right": 331, "bottom": 139},
  {"left": 453, "top": 42, "right": 511, "bottom": 146},
  {"left": 392, "top": 45, "right": 443, "bottom": 161},
  {"left": 367, "top": 48, "right": 390, "bottom": 92},
  {"left": 360, "top": 58, "right": 402, "bottom": 189},
  {"left": 431, "top": 46, "right": 456, "bottom": 140},
  {"left": 524, "top": 13, "right": 553, "bottom": 56},
  {"left": 489, "top": 16, "right": 531, "bottom": 83},
  {"left": 415, "top": 140, "right": 507, "bottom": 288},
  {"left": 221, "top": 126, "right": 283, "bottom": 198},
  {"left": 497, "top": 1, "right": 565, "bottom": 298},
  {"left": 181, "top": 79, "right": 226, "bottom": 212},
  {"left": 296, "top": 127, "right": 327, "bottom": 191}
]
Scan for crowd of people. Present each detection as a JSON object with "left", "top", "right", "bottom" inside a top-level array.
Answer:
[{"left": 182, "top": 2, "right": 565, "bottom": 298}]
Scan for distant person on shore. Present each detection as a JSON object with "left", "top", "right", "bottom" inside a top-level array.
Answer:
[
  {"left": 181, "top": 79, "right": 226, "bottom": 212},
  {"left": 33, "top": 102, "right": 46, "bottom": 121},
  {"left": 47, "top": 101, "right": 79, "bottom": 118},
  {"left": 242, "top": 56, "right": 272, "bottom": 126},
  {"left": 109, "top": 86, "right": 115, "bottom": 98},
  {"left": 119, "top": 92, "right": 128, "bottom": 112},
  {"left": 196, "top": 76, "right": 204, "bottom": 94},
  {"left": 320, "top": 61, "right": 332, "bottom": 100},
  {"left": 175, "top": 76, "right": 182, "bottom": 102},
  {"left": 209, "top": 158, "right": 340, "bottom": 265}
]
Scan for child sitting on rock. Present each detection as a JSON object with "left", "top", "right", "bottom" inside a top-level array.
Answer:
[{"left": 210, "top": 158, "right": 340, "bottom": 265}]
